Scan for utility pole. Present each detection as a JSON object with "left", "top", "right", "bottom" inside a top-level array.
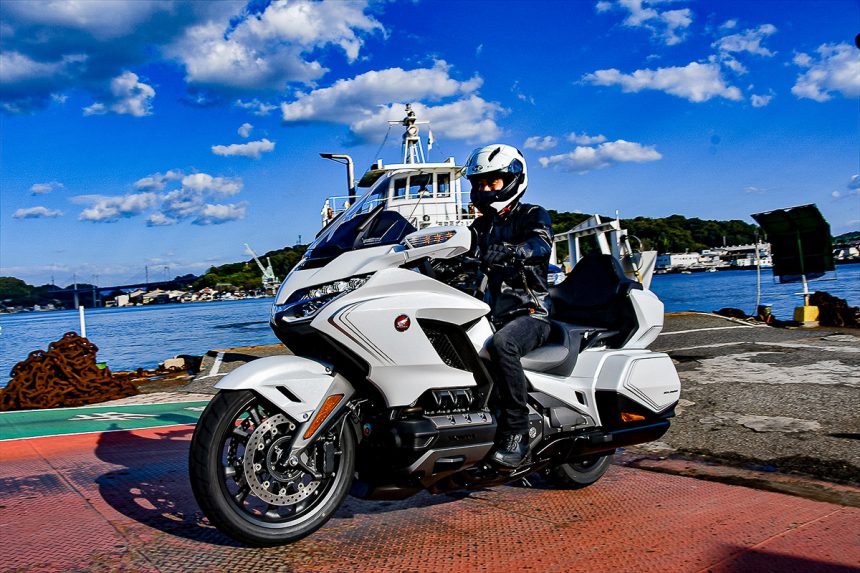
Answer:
[{"left": 73, "top": 272, "right": 79, "bottom": 309}]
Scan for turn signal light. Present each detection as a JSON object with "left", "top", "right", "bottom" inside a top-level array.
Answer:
[
  {"left": 621, "top": 412, "right": 646, "bottom": 423},
  {"left": 303, "top": 394, "right": 344, "bottom": 439}
]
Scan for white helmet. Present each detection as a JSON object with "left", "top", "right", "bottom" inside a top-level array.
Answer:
[{"left": 464, "top": 144, "right": 528, "bottom": 214}]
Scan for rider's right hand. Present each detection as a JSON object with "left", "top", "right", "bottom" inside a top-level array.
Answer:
[{"left": 482, "top": 243, "right": 515, "bottom": 268}]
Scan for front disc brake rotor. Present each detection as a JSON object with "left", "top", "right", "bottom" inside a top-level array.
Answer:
[{"left": 243, "top": 413, "right": 320, "bottom": 506}]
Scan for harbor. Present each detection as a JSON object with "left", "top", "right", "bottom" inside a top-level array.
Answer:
[
  {"left": 2, "top": 312, "right": 858, "bottom": 572},
  {"left": 3, "top": 264, "right": 859, "bottom": 386}
]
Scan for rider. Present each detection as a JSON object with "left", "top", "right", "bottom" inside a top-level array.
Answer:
[{"left": 464, "top": 144, "right": 553, "bottom": 468}]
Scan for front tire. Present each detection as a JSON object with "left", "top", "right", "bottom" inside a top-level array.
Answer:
[
  {"left": 546, "top": 454, "right": 613, "bottom": 489},
  {"left": 189, "top": 390, "right": 355, "bottom": 546}
]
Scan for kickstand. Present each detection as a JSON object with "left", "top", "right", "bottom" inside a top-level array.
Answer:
[{"left": 519, "top": 476, "right": 532, "bottom": 488}]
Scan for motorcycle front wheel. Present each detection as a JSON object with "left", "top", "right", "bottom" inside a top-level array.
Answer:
[{"left": 189, "top": 390, "right": 355, "bottom": 546}]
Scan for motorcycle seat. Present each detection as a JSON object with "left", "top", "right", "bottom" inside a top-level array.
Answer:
[
  {"left": 548, "top": 253, "right": 642, "bottom": 347},
  {"left": 521, "top": 320, "right": 612, "bottom": 377}
]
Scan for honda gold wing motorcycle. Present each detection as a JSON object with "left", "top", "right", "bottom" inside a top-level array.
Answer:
[{"left": 189, "top": 174, "right": 681, "bottom": 546}]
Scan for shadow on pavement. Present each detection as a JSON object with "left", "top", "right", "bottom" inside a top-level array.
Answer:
[
  {"left": 718, "top": 545, "right": 860, "bottom": 573},
  {"left": 93, "top": 416, "right": 242, "bottom": 547},
  {"left": 92, "top": 415, "right": 464, "bottom": 546}
]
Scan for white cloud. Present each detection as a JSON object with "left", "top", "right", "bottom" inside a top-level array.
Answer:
[
  {"left": 1, "top": 1, "right": 178, "bottom": 40},
  {"left": 212, "top": 138, "right": 275, "bottom": 159},
  {"left": 238, "top": 122, "right": 253, "bottom": 138},
  {"left": 0, "top": 51, "right": 81, "bottom": 85},
  {"left": 0, "top": 3, "right": 236, "bottom": 113},
  {"left": 713, "top": 24, "right": 777, "bottom": 57},
  {"left": 750, "top": 93, "right": 773, "bottom": 107},
  {"left": 74, "top": 171, "right": 247, "bottom": 225},
  {"left": 791, "top": 43, "right": 860, "bottom": 102},
  {"left": 149, "top": 172, "right": 247, "bottom": 225},
  {"left": 720, "top": 19, "right": 738, "bottom": 31},
  {"left": 181, "top": 173, "right": 243, "bottom": 196},
  {"left": 718, "top": 54, "right": 748, "bottom": 75},
  {"left": 538, "top": 139, "right": 662, "bottom": 173},
  {"left": 584, "top": 61, "right": 743, "bottom": 102},
  {"left": 744, "top": 186, "right": 766, "bottom": 194},
  {"left": 567, "top": 132, "right": 607, "bottom": 145},
  {"left": 83, "top": 71, "right": 155, "bottom": 117},
  {"left": 145, "top": 212, "right": 179, "bottom": 226},
  {"left": 511, "top": 80, "right": 535, "bottom": 104},
  {"left": 524, "top": 136, "right": 559, "bottom": 150},
  {"left": 13, "top": 206, "right": 63, "bottom": 219},
  {"left": 595, "top": 0, "right": 693, "bottom": 46},
  {"left": 848, "top": 174, "right": 860, "bottom": 190},
  {"left": 350, "top": 97, "right": 505, "bottom": 144},
  {"left": 282, "top": 61, "right": 480, "bottom": 122},
  {"left": 76, "top": 192, "right": 158, "bottom": 222},
  {"left": 192, "top": 203, "right": 247, "bottom": 225},
  {"left": 235, "top": 99, "right": 277, "bottom": 116},
  {"left": 133, "top": 170, "right": 184, "bottom": 191},
  {"left": 168, "top": 0, "right": 383, "bottom": 90},
  {"left": 30, "top": 181, "right": 64, "bottom": 195},
  {"left": 280, "top": 61, "right": 502, "bottom": 143}
]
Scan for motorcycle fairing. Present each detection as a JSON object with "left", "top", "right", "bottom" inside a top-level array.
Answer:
[{"left": 311, "top": 267, "right": 491, "bottom": 407}]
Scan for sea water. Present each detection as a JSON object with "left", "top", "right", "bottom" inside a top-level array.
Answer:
[{"left": 1, "top": 265, "right": 858, "bottom": 387}]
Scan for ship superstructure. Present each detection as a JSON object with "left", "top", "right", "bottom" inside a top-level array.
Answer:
[{"left": 321, "top": 104, "right": 475, "bottom": 230}]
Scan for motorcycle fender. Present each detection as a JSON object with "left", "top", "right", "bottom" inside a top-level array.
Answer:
[{"left": 215, "top": 356, "right": 355, "bottom": 436}]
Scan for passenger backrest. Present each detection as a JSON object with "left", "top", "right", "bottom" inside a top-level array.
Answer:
[{"left": 549, "top": 254, "right": 642, "bottom": 343}]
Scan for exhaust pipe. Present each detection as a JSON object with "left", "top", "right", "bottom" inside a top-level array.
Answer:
[{"left": 535, "top": 420, "right": 670, "bottom": 460}]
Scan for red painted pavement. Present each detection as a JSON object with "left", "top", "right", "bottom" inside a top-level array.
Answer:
[{"left": 1, "top": 427, "right": 858, "bottom": 573}]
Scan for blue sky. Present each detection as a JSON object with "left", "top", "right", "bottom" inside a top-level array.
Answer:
[{"left": 2, "top": 0, "right": 858, "bottom": 287}]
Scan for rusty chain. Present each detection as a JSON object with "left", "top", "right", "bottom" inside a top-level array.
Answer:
[{"left": 0, "top": 332, "right": 139, "bottom": 411}]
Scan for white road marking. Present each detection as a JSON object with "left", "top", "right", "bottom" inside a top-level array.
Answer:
[
  {"left": 197, "top": 352, "right": 225, "bottom": 379},
  {"left": 69, "top": 412, "right": 158, "bottom": 421},
  {"left": 659, "top": 325, "right": 753, "bottom": 336},
  {"left": 667, "top": 341, "right": 748, "bottom": 352}
]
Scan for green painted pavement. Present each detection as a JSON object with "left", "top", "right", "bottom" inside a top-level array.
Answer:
[{"left": 0, "top": 401, "right": 211, "bottom": 440}]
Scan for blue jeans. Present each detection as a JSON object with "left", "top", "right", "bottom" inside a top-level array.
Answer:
[{"left": 486, "top": 315, "right": 550, "bottom": 434}]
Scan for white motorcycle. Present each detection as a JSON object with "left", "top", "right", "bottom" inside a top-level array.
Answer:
[{"left": 189, "top": 177, "right": 681, "bottom": 546}]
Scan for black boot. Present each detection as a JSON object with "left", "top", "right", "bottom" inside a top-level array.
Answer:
[{"left": 489, "top": 432, "right": 529, "bottom": 468}]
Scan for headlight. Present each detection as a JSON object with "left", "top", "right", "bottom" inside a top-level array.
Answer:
[{"left": 272, "top": 274, "right": 372, "bottom": 323}]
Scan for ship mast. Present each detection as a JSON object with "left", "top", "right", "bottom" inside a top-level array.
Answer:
[{"left": 389, "top": 104, "right": 429, "bottom": 164}]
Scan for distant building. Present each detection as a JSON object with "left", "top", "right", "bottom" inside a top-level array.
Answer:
[
  {"left": 656, "top": 252, "right": 701, "bottom": 269},
  {"left": 721, "top": 243, "right": 771, "bottom": 268}
]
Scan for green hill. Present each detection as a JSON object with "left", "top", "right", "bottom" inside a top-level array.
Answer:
[{"left": 193, "top": 245, "right": 308, "bottom": 291}]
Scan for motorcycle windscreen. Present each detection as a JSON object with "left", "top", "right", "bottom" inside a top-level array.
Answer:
[{"left": 307, "top": 182, "right": 416, "bottom": 261}]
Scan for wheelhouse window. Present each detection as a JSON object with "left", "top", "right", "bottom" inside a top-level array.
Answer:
[
  {"left": 408, "top": 174, "right": 432, "bottom": 199},
  {"left": 392, "top": 177, "right": 407, "bottom": 200},
  {"left": 437, "top": 173, "right": 451, "bottom": 197}
]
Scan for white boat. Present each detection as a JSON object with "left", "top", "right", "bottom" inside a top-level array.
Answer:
[
  {"left": 319, "top": 104, "right": 657, "bottom": 289},
  {"left": 320, "top": 104, "right": 473, "bottom": 231}
]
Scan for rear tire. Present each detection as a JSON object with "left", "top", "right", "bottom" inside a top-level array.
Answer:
[
  {"left": 546, "top": 454, "right": 613, "bottom": 489},
  {"left": 189, "top": 390, "right": 355, "bottom": 546}
]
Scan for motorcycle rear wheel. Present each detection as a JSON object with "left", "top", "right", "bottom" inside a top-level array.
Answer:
[
  {"left": 189, "top": 390, "right": 355, "bottom": 546},
  {"left": 546, "top": 454, "right": 613, "bottom": 489}
]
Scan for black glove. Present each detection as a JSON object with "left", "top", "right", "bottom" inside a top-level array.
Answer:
[{"left": 482, "top": 243, "right": 515, "bottom": 268}]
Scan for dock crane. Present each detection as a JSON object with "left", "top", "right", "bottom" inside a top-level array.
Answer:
[{"left": 244, "top": 243, "right": 280, "bottom": 294}]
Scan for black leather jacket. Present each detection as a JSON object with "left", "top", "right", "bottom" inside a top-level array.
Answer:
[{"left": 470, "top": 202, "right": 554, "bottom": 325}]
